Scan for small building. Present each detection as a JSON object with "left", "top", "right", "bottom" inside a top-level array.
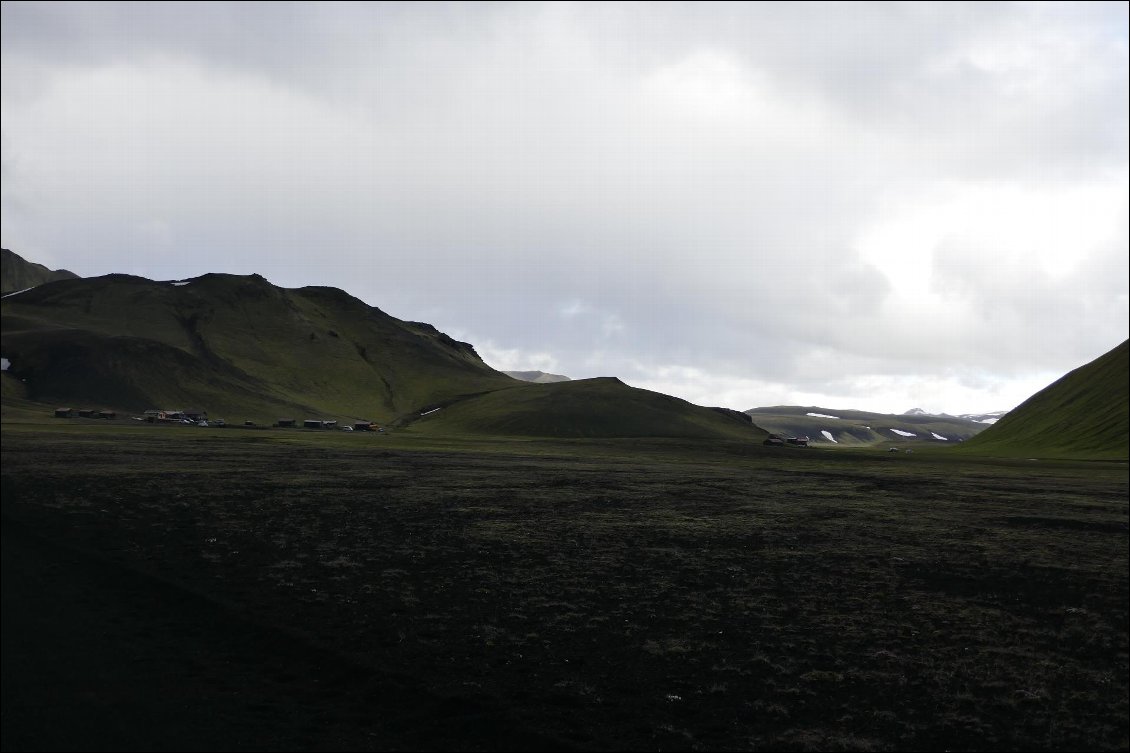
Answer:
[
  {"left": 98, "top": 410, "right": 117, "bottom": 420},
  {"left": 277, "top": 418, "right": 297, "bottom": 428},
  {"left": 763, "top": 434, "right": 784, "bottom": 446},
  {"left": 786, "top": 436, "right": 809, "bottom": 447},
  {"left": 182, "top": 409, "right": 207, "bottom": 421},
  {"left": 77, "top": 409, "right": 96, "bottom": 418},
  {"left": 303, "top": 419, "right": 324, "bottom": 429},
  {"left": 354, "top": 421, "right": 378, "bottom": 431},
  {"left": 54, "top": 407, "right": 74, "bottom": 418}
]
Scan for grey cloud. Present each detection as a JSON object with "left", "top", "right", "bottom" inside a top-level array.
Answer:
[{"left": 2, "top": 1, "right": 1126, "bottom": 412}]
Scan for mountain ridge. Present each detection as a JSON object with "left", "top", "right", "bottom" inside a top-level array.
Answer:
[
  {"left": 1, "top": 262, "right": 768, "bottom": 441},
  {"left": 1, "top": 248, "right": 80, "bottom": 295}
]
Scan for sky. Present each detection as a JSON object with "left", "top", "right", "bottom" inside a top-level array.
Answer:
[{"left": 2, "top": 1, "right": 1127, "bottom": 415}]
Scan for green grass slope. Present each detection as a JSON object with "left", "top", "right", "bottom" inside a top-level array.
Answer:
[
  {"left": 1, "top": 273, "right": 515, "bottom": 423},
  {"left": 406, "top": 377, "right": 769, "bottom": 440},
  {"left": 956, "top": 340, "right": 1129, "bottom": 460},
  {"left": 745, "top": 406, "right": 991, "bottom": 446}
]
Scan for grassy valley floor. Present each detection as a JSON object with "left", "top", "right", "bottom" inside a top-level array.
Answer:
[{"left": 2, "top": 423, "right": 1127, "bottom": 751}]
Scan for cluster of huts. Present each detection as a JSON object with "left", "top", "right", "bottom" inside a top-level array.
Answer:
[
  {"left": 763, "top": 434, "right": 810, "bottom": 447},
  {"left": 142, "top": 409, "right": 209, "bottom": 424},
  {"left": 54, "top": 405, "right": 382, "bottom": 432},
  {"left": 54, "top": 407, "right": 117, "bottom": 419},
  {"left": 277, "top": 418, "right": 382, "bottom": 431}
]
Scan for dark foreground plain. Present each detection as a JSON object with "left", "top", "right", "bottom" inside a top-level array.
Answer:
[{"left": 2, "top": 424, "right": 1127, "bottom": 751}]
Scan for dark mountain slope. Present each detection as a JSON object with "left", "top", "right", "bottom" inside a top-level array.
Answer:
[
  {"left": 1, "top": 248, "right": 79, "bottom": 294},
  {"left": 407, "top": 377, "right": 768, "bottom": 440},
  {"left": 1, "top": 273, "right": 512, "bottom": 422}
]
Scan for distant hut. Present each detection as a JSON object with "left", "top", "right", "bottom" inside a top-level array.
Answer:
[
  {"left": 354, "top": 421, "right": 377, "bottom": 431},
  {"left": 98, "top": 410, "right": 117, "bottom": 420},
  {"left": 77, "top": 408, "right": 96, "bottom": 418},
  {"left": 277, "top": 418, "right": 296, "bottom": 428},
  {"left": 183, "top": 408, "right": 207, "bottom": 422},
  {"left": 54, "top": 407, "right": 74, "bottom": 418},
  {"left": 763, "top": 434, "right": 784, "bottom": 446},
  {"left": 303, "top": 419, "right": 323, "bottom": 429}
]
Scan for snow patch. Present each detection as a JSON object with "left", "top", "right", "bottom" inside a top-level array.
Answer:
[
  {"left": 889, "top": 428, "right": 917, "bottom": 437},
  {"left": 1, "top": 287, "right": 33, "bottom": 299},
  {"left": 806, "top": 412, "right": 839, "bottom": 419},
  {"left": 170, "top": 281, "right": 191, "bottom": 286},
  {"left": 820, "top": 430, "right": 837, "bottom": 443},
  {"left": 931, "top": 432, "right": 948, "bottom": 441},
  {"left": 420, "top": 407, "right": 442, "bottom": 416},
  {"left": 978, "top": 418, "right": 999, "bottom": 424}
]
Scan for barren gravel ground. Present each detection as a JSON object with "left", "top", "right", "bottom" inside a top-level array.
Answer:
[{"left": 3, "top": 426, "right": 1127, "bottom": 751}]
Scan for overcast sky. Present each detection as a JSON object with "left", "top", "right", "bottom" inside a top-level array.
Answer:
[{"left": 2, "top": 1, "right": 1127, "bottom": 414}]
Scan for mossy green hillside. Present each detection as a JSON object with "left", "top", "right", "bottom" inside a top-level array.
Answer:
[
  {"left": 1, "top": 273, "right": 515, "bottom": 423},
  {"left": 957, "top": 339, "right": 1129, "bottom": 460},
  {"left": 406, "top": 377, "right": 768, "bottom": 440}
]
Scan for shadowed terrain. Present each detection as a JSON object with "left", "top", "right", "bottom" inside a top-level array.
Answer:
[{"left": 3, "top": 423, "right": 1126, "bottom": 751}]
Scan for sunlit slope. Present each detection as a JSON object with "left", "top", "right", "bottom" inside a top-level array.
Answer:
[
  {"left": 957, "top": 340, "right": 1128, "bottom": 460},
  {"left": 1, "top": 273, "right": 515, "bottom": 421},
  {"left": 408, "top": 377, "right": 769, "bottom": 440},
  {"left": 745, "top": 406, "right": 990, "bottom": 446}
]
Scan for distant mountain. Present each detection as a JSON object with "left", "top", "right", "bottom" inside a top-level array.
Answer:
[
  {"left": 956, "top": 411, "right": 1008, "bottom": 425},
  {"left": 745, "top": 406, "right": 992, "bottom": 445},
  {"left": 904, "top": 407, "right": 1008, "bottom": 424},
  {"left": 504, "top": 370, "right": 571, "bottom": 383},
  {"left": 1, "top": 248, "right": 79, "bottom": 295},
  {"left": 957, "top": 340, "right": 1128, "bottom": 460}
]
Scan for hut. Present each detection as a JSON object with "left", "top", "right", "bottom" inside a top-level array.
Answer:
[
  {"left": 54, "top": 407, "right": 74, "bottom": 418},
  {"left": 278, "top": 418, "right": 297, "bottom": 428},
  {"left": 98, "top": 410, "right": 117, "bottom": 420},
  {"left": 77, "top": 409, "right": 96, "bottom": 418}
]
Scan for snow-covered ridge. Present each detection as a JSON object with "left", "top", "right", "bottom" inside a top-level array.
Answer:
[{"left": 806, "top": 412, "right": 839, "bottom": 419}]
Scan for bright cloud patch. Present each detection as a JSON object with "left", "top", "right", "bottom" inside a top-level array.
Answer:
[{"left": 889, "top": 428, "right": 917, "bottom": 437}]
